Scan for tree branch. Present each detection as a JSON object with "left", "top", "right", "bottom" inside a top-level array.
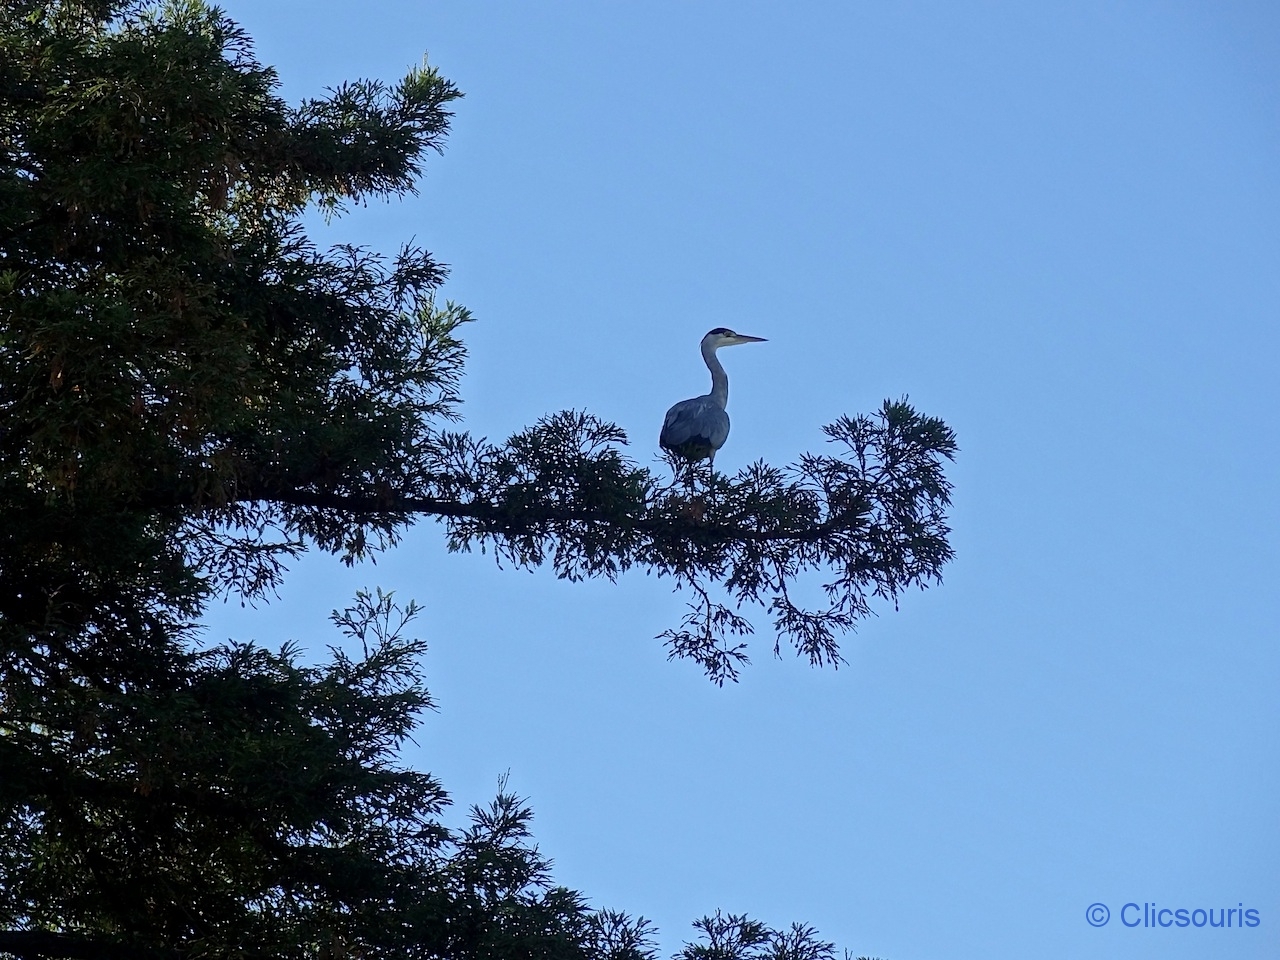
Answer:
[{"left": 220, "top": 487, "right": 852, "bottom": 545}]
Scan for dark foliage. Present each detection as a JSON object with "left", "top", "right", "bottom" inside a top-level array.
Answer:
[{"left": 1, "top": 1, "right": 949, "bottom": 955}]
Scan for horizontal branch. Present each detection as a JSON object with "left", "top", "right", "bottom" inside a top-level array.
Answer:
[{"left": 227, "top": 487, "right": 852, "bottom": 544}]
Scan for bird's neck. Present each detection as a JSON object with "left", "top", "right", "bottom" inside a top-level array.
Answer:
[{"left": 702, "top": 341, "right": 729, "bottom": 408}]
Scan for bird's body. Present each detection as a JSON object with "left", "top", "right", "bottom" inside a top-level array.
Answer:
[
  {"left": 660, "top": 394, "right": 731, "bottom": 462},
  {"left": 660, "top": 327, "right": 766, "bottom": 469}
]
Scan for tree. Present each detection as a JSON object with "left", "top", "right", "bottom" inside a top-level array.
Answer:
[{"left": 0, "top": 1, "right": 952, "bottom": 957}]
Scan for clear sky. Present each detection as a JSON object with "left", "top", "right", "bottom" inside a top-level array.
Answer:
[{"left": 205, "top": 2, "right": 1280, "bottom": 957}]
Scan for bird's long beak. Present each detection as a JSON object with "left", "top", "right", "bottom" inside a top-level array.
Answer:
[{"left": 729, "top": 334, "right": 767, "bottom": 345}]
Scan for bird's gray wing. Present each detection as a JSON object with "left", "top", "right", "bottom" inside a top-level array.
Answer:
[{"left": 660, "top": 396, "right": 730, "bottom": 452}]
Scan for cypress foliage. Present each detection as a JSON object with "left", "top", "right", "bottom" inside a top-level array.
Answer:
[{"left": 1, "top": 2, "right": 947, "bottom": 956}]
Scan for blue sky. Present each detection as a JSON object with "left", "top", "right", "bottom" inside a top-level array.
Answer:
[{"left": 206, "top": 2, "right": 1279, "bottom": 957}]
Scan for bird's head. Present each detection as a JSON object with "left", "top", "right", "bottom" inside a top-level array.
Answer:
[{"left": 702, "top": 327, "right": 767, "bottom": 349}]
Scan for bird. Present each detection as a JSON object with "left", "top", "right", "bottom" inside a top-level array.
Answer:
[{"left": 660, "top": 327, "right": 767, "bottom": 472}]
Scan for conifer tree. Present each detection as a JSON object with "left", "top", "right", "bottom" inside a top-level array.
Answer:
[{"left": 0, "top": 2, "right": 951, "bottom": 956}]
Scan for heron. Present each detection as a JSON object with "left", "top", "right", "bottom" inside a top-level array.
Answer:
[{"left": 660, "top": 327, "right": 767, "bottom": 472}]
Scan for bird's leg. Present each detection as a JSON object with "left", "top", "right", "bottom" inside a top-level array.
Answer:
[{"left": 677, "top": 457, "right": 698, "bottom": 494}]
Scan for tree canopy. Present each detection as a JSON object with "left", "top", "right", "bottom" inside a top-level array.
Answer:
[{"left": 0, "top": 1, "right": 955, "bottom": 957}]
